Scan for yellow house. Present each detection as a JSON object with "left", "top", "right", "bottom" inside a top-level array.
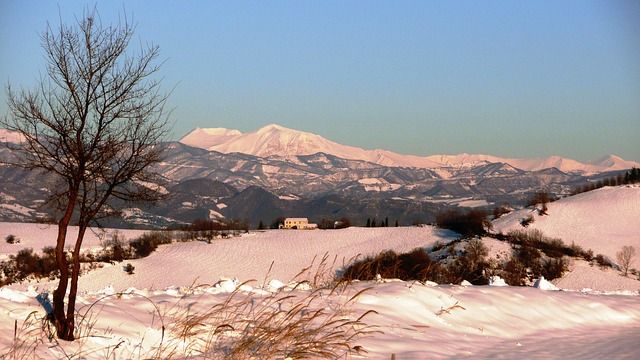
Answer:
[{"left": 282, "top": 218, "right": 318, "bottom": 230}]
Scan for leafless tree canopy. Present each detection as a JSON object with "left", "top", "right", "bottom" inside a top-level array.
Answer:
[
  {"left": 2, "top": 11, "right": 169, "bottom": 340},
  {"left": 617, "top": 245, "right": 636, "bottom": 276}
]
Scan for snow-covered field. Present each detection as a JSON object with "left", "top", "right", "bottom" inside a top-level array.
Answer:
[
  {"left": 0, "top": 222, "right": 148, "bottom": 260},
  {"left": 6, "top": 226, "right": 457, "bottom": 292},
  {"left": 1, "top": 186, "right": 640, "bottom": 358},
  {"left": 1, "top": 279, "right": 639, "bottom": 359},
  {"left": 493, "top": 185, "right": 640, "bottom": 268}
]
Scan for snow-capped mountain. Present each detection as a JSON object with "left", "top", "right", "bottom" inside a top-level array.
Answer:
[
  {"left": 0, "top": 129, "right": 24, "bottom": 144},
  {"left": 589, "top": 154, "right": 640, "bottom": 171},
  {"left": 179, "top": 127, "right": 242, "bottom": 149},
  {"left": 179, "top": 124, "right": 638, "bottom": 173}
]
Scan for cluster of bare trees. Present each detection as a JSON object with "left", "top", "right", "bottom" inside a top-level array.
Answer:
[{"left": 2, "top": 11, "right": 169, "bottom": 340}]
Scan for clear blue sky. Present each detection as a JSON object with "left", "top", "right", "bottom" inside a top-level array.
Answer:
[{"left": 1, "top": 0, "right": 639, "bottom": 162}]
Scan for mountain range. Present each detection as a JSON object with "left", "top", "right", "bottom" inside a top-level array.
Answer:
[
  {"left": 179, "top": 124, "right": 638, "bottom": 173},
  {"left": 0, "top": 125, "right": 637, "bottom": 228}
]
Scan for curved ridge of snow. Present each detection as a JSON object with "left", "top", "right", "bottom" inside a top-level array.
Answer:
[{"left": 493, "top": 185, "right": 640, "bottom": 268}]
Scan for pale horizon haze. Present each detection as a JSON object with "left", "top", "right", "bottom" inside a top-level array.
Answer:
[{"left": 1, "top": 0, "right": 639, "bottom": 162}]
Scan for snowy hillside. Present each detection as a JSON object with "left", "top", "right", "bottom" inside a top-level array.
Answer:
[
  {"left": 0, "top": 222, "right": 148, "bottom": 260},
  {"left": 178, "top": 124, "right": 639, "bottom": 173},
  {"left": 9, "top": 226, "right": 457, "bottom": 292},
  {"left": 2, "top": 232, "right": 640, "bottom": 358},
  {"left": 493, "top": 185, "right": 640, "bottom": 268},
  {"left": 1, "top": 223, "right": 640, "bottom": 358}
]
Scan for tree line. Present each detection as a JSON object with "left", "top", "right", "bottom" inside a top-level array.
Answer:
[{"left": 572, "top": 167, "right": 640, "bottom": 195}]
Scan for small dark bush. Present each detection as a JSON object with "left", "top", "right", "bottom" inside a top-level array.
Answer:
[
  {"left": 543, "top": 238, "right": 566, "bottom": 258},
  {"left": 595, "top": 254, "right": 614, "bottom": 269},
  {"left": 12, "top": 247, "right": 58, "bottom": 281},
  {"left": 541, "top": 258, "right": 567, "bottom": 280},
  {"left": 130, "top": 232, "right": 172, "bottom": 258},
  {"left": 501, "top": 257, "right": 527, "bottom": 286},
  {"left": 492, "top": 204, "right": 511, "bottom": 219},
  {"left": 520, "top": 215, "right": 534, "bottom": 227},
  {"left": 517, "top": 245, "right": 542, "bottom": 274},
  {"left": 583, "top": 249, "right": 594, "bottom": 262},
  {"left": 5, "top": 234, "right": 19, "bottom": 244},
  {"left": 436, "top": 209, "right": 491, "bottom": 237},
  {"left": 123, "top": 263, "right": 135, "bottom": 275},
  {"left": 527, "top": 191, "right": 555, "bottom": 208}
]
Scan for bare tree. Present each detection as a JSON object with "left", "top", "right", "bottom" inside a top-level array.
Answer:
[
  {"left": 616, "top": 245, "right": 636, "bottom": 276},
  {"left": 2, "top": 11, "right": 169, "bottom": 340}
]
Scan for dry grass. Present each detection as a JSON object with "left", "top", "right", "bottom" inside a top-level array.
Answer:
[
  {"left": 2, "top": 256, "right": 379, "bottom": 359},
  {"left": 3, "top": 312, "right": 45, "bottom": 360},
  {"left": 159, "top": 281, "right": 378, "bottom": 359}
]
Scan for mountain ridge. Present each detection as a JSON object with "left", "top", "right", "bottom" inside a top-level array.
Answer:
[{"left": 179, "top": 124, "right": 639, "bottom": 173}]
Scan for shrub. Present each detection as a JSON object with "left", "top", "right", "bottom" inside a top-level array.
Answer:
[
  {"left": 447, "top": 240, "right": 490, "bottom": 285},
  {"left": 541, "top": 258, "right": 567, "bottom": 280},
  {"left": 130, "top": 232, "right": 172, "bottom": 258},
  {"left": 520, "top": 215, "right": 534, "bottom": 227},
  {"left": 595, "top": 254, "right": 614, "bottom": 269},
  {"left": 517, "top": 245, "right": 542, "bottom": 275},
  {"left": 501, "top": 257, "right": 527, "bottom": 286},
  {"left": 506, "top": 229, "right": 570, "bottom": 259},
  {"left": 465, "top": 239, "right": 489, "bottom": 270},
  {"left": 5, "top": 234, "right": 19, "bottom": 244},
  {"left": 334, "top": 217, "right": 351, "bottom": 229},
  {"left": 492, "top": 204, "right": 511, "bottom": 219},
  {"left": 340, "top": 248, "right": 447, "bottom": 283},
  {"left": 527, "top": 191, "right": 554, "bottom": 208},
  {"left": 436, "top": 209, "right": 491, "bottom": 237},
  {"left": 12, "top": 247, "right": 58, "bottom": 281},
  {"left": 123, "top": 263, "right": 135, "bottom": 275}
]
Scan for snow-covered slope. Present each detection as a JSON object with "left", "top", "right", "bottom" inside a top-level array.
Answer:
[
  {"left": 493, "top": 185, "right": 640, "bottom": 268},
  {"left": 179, "top": 127, "right": 242, "bottom": 149},
  {"left": 2, "top": 223, "right": 639, "bottom": 358},
  {"left": 2, "top": 261, "right": 639, "bottom": 359},
  {"left": 12, "top": 226, "right": 456, "bottom": 291},
  {"left": 0, "top": 222, "right": 148, "bottom": 259},
  {"left": 178, "top": 124, "right": 638, "bottom": 172}
]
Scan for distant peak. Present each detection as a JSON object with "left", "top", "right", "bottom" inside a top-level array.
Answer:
[
  {"left": 196, "top": 127, "right": 242, "bottom": 136},
  {"left": 257, "top": 123, "right": 293, "bottom": 132},
  {"left": 593, "top": 154, "right": 623, "bottom": 163}
]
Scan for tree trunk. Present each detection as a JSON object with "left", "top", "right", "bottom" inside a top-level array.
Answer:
[
  {"left": 52, "top": 189, "right": 78, "bottom": 341},
  {"left": 64, "top": 224, "right": 88, "bottom": 340}
]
